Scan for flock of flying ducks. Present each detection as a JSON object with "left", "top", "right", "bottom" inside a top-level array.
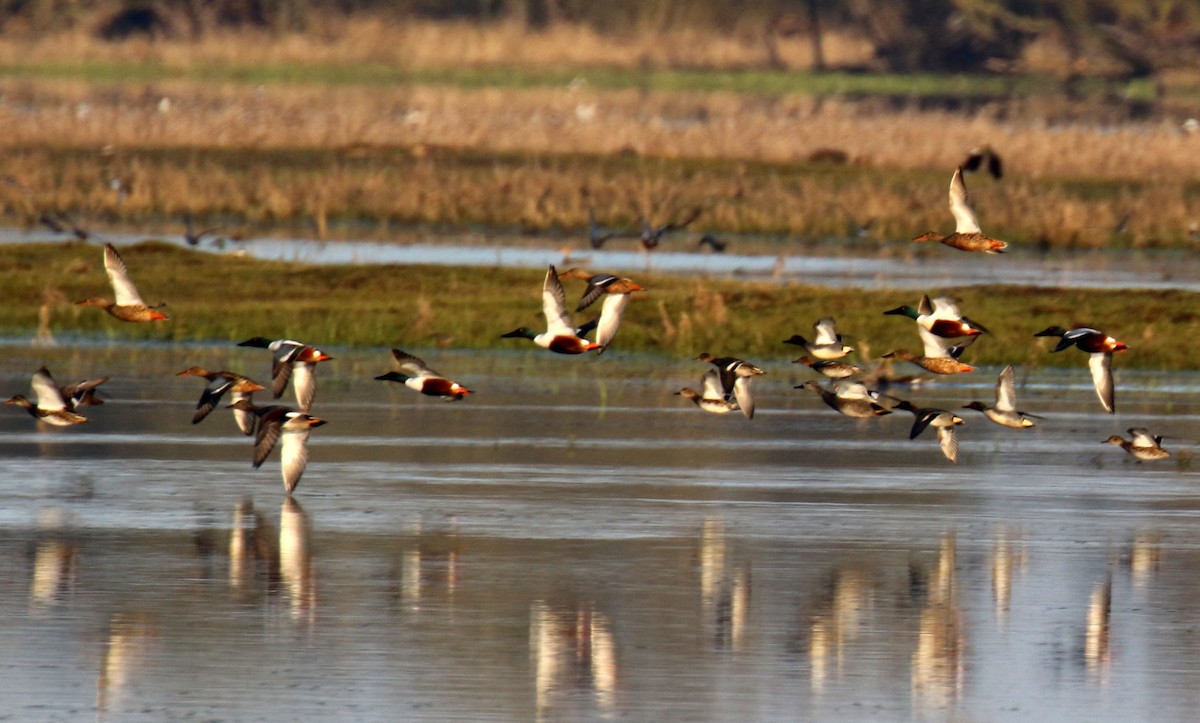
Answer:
[{"left": 1, "top": 161, "right": 1170, "bottom": 491}]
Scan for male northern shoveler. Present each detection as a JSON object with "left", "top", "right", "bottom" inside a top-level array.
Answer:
[
  {"left": 177, "top": 366, "right": 266, "bottom": 434},
  {"left": 963, "top": 365, "right": 1039, "bottom": 428},
  {"left": 676, "top": 369, "right": 740, "bottom": 415},
  {"left": 4, "top": 367, "right": 89, "bottom": 426},
  {"left": 697, "top": 352, "right": 765, "bottom": 420},
  {"left": 375, "top": 349, "right": 472, "bottom": 400},
  {"left": 76, "top": 243, "right": 170, "bottom": 322},
  {"left": 895, "top": 400, "right": 965, "bottom": 463},
  {"left": 501, "top": 265, "right": 601, "bottom": 355},
  {"left": 237, "top": 337, "right": 333, "bottom": 413},
  {"left": 1034, "top": 326, "right": 1128, "bottom": 414},
  {"left": 557, "top": 268, "right": 645, "bottom": 354},
  {"left": 796, "top": 380, "right": 891, "bottom": 419},
  {"left": 229, "top": 399, "right": 327, "bottom": 494},
  {"left": 885, "top": 295, "right": 988, "bottom": 340},
  {"left": 793, "top": 355, "right": 862, "bottom": 380},
  {"left": 1103, "top": 428, "right": 1169, "bottom": 461},
  {"left": 912, "top": 168, "right": 1008, "bottom": 253},
  {"left": 783, "top": 317, "right": 854, "bottom": 360}
]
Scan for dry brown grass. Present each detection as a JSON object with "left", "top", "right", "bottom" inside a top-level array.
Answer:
[
  {"left": 0, "top": 18, "right": 876, "bottom": 72},
  {"left": 0, "top": 78, "right": 1196, "bottom": 245},
  {"left": 2, "top": 79, "right": 1196, "bottom": 181}
]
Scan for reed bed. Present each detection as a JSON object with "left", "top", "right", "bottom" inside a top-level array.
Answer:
[
  {"left": 0, "top": 19, "right": 877, "bottom": 74},
  {"left": 0, "top": 141, "right": 1193, "bottom": 248},
  {"left": 3, "top": 241, "right": 1198, "bottom": 370}
]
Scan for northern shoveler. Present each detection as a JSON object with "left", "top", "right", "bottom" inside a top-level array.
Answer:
[
  {"left": 885, "top": 294, "right": 988, "bottom": 340},
  {"left": 912, "top": 168, "right": 1008, "bottom": 253},
  {"left": 4, "top": 367, "right": 89, "bottom": 426},
  {"left": 796, "top": 380, "right": 891, "bottom": 419},
  {"left": 783, "top": 317, "right": 854, "bottom": 360},
  {"left": 1034, "top": 326, "right": 1127, "bottom": 414},
  {"left": 501, "top": 265, "right": 602, "bottom": 355},
  {"left": 676, "top": 368, "right": 740, "bottom": 415},
  {"left": 793, "top": 355, "right": 862, "bottom": 380},
  {"left": 697, "top": 352, "right": 765, "bottom": 420},
  {"left": 882, "top": 344, "right": 975, "bottom": 375},
  {"left": 56, "top": 374, "right": 109, "bottom": 411},
  {"left": 229, "top": 399, "right": 327, "bottom": 494},
  {"left": 963, "top": 365, "right": 1039, "bottom": 428},
  {"left": 76, "top": 243, "right": 170, "bottom": 322},
  {"left": 557, "top": 268, "right": 645, "bottom": 311},
  {"left": 1103, "top": 428, "right": 1169, "bottom": 461},
  {"left": 895, "top": 400, "right": 965, "bottom": 463},
  {"left": 237, "top": 337, "right": 333, "bottom": 413},
  {"left": 557, "top": 268, "right": 645, "bottom": 354},
  {"left": 177, "top": 366, "right": 266, "bottom": 434},
  {"left": 375, "top": 349, "right": 472, "bottom": 400}
]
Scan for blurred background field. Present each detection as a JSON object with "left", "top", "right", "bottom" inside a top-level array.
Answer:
[{"left": 0, "top": 1, "right": 1197, "bottom": 248}]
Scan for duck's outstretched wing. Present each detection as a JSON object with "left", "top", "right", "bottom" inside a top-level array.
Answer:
[
  {"left": 948, "top": 168, "right": 981, "bottom": 234},
  {"left": 812, "top": 317, "right": 841, "bottom": 346},
  {"left": 31, "top": 367, "right": 68, "bottom": 411},
  {"left": 391, "top": 349, "right": 437, "bottom": 379},
  {"left": 732, "top": 377, "right": 755, "bottom": 420},
  {"left": 994, "top": 365, "right": 1018, "bottom": 413},
  {"left": 1089, "top": 352, "right": 1116, "bottom": 414},
  {"left": 594, "top": 293, "right": 629, "bottom": 352},
  {"left": 937, "top": 426, "right": 959, "bottom": 463},
  {"left": 542, "top": 265, "right": 575, "bottom": 336},
  {"left": 103, "top": 243, "right": 147, "bottom": 306}
]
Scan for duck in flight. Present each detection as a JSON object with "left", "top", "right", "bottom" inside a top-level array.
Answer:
[
  {"left": 237, "top": 337, "right": 333, "bottom": 413},
  {"left": 1034, "top": 326, "right": 1127, "bottom": 414},
  {"left": 912, "top": 168, "right": 1007, "bottom": 253},
  {"left": 76, "top": 243, "right": 169, "bottom": 322},
  {"left": 501, "top": 265, "right": 602, "bottom": 354},
  {"left": 229, "top": 400, "right": 327, "bottom": 494},
  {"left": 375, "top": 349, "right": 472, "bottom": 400}
]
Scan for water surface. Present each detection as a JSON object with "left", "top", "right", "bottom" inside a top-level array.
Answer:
[
  {"left": 4, "top": 225, "right": 1197, "bottom": 291},
  {"left": 1, "top": 346, "right": 1199, "bottom": 720}
]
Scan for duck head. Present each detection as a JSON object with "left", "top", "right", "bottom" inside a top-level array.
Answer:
[
  {"left": 883, "top": 305, "right": 919, "bottom": 320},
  {"left": 501, "top": 327, "right": 537, "bottom": 341},
  {"left": 237, "top": 337, "right": 274, "bottom": 349}
]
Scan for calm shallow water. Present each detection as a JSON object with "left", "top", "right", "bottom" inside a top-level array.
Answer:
[{"left": 2, "top": 345, "right": 1200, "bottom": 721}]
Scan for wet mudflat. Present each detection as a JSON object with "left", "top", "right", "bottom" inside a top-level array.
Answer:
[{"left": 2, "top": 345, "right": 1200, "bottom": 721}]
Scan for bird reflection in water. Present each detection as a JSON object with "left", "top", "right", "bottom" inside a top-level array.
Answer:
[
  {"left": 1084, "top": 575, "right": 1112, "bottom": 684},
  {"left": 529, "top": 600, "right": 618, "bottom": 721},
  {"left": 28, "top": 508, "right": 79, "bottom": 616},
  {"left": 228, "top": 497, "right": 279, "bottom": 599},
  {"left": 1126, "top": 531, "right": 1162, "bottom": 590},
  {"left": 394, "top": 516, "right": 461, "bottom": 612},
  {"left": 912, "top": 532, "right": 965, "bottom": 713},
  {"left": 806, "top": 564, "right": 875, "bottom": 694},
  {"left": 280, "top": 497, "right": 316, "bottom": 628},
  {"left": 699, "top": 517, "right": 750, "bottom": 651},
  {"left": 991, "top": 525, "right": 1028, "bottom": 629},
  {"left": 96, "top": 613, "right": 158, "bottom": 716}
]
